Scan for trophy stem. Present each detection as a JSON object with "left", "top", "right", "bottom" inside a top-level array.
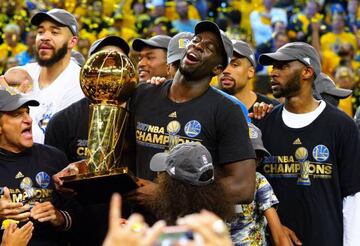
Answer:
[{"left": 87, "top": 104, "right": 128, "bottom": 174}]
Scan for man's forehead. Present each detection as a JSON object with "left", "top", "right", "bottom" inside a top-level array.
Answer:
[
  {"left": 3, "top": 106, "right": 29, "bottom": 115},
  {"left": 195, "top": 31, "right": 219, "bottom": 42},
  {"left": 140, "top": 47, "right": 166, "bottom": 55},
  {"left": 37, "top": 19, "right": 67, "bottom": 30}
]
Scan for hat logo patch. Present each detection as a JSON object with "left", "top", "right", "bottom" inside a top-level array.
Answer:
[
  {"left": 303, "top": 57, "right": 310, "bottom": 64},
  {"left": 184, "top": 120, "right": 201, "bottom": 137},
  {"left": 169, "top": 167, "right": 175, "bottom": 175},
  {"left": 178, "top": 38, "right": 190, "bottom": 49},
  {"left": 249, "top": 127, "right": 258, "bottom": 139},
  {"left": 201, "top": 154, "right": 208, "bottom": 164},
  {"left": 312, "top": 145, "right": 329, "bottom": 162}
]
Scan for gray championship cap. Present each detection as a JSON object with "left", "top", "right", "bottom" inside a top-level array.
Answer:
[
  {"left": 259, "top": 42, "right": 321, "bottom": 76},
  {"left": 31, "top": 8, "right": 78, "bottom": 36},
  {"left": 248, "top": 123, "right": 270, "bottom": 157},
  {"left": 194, "top": 20, "right": 233, "bottom": 67},
  {"left": 232, "top": 40, "right": 256, "bottom": 67},
  {"left": 315, "top": 73, "right": 352, "bottom": 99},
  {"left": 0, "top": 87, "right": 39, "bottom": 112},
  {"left": 150, "top": 142, "right": 214, "bottom": 186},
  {"left": 88, "top": 35, "right": 130, "bottom": 57},
  {"left": 132, "top": 35, "right": 171, "bottom": 52},
  {"left": 167, "top": 32, "right": 193, "bottom": 64}
]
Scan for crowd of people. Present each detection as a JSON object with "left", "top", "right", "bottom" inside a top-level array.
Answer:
[
  {"left": 1, "top": 0, "right": 360, "bottom": 117},
  {"left": 0, "top": 0, "right": 360, "bottom": 246}
]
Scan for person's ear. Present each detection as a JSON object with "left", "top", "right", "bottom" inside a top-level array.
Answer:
[
  {"left": 302, "top": 66, "right": 314, "bottom": 80},
  {"left": 167, "top": 64, "right": 171, "bottom": 77},
  {"left": 68, "top": 36, "right": 78, "bottom": 49},
  {"left": 212, "top": 64, "right": 224, "bottom": 76},
  {"left": 248, "top": 66, "right": 255, "bottom": 79}
]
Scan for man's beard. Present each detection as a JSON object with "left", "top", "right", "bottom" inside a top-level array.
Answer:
[
  {"left": 219, "top": 84, "right": 236, "bottom": 95},
  {"left": 273, "top": 71, "right": 301, "bottom": 98},
  {"left": 36, "top": 43, "right": 68, "bottom": 67}
]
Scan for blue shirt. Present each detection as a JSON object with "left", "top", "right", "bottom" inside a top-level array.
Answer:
[{"left": 213, "top": 87, "right": 251, "bottom": 123}]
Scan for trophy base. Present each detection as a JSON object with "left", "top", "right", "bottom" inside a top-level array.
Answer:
[{"left": 61, "top": 167, "right": 138, "bottom": 204}]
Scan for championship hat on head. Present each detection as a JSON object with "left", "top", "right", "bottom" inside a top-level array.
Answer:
[
  {"left": 232, "top": 40, "right": 256, "bottom": 67},
  {"left": 167, "top": 32, "right": 193, "bottom": 64},
  {"left": 194, "top": 20, "right": 233, "bottom": 68},
  {"left": 0, "top": 87, "right": 39, "bottom": 112},
  {"left": 31, "top": 8, "right": 78, "bottom": 36},
  {"left": 132, "top": 35, "right": 171, "bottom": 52},
  {"left": 259, "top": 42, "right": 321, "bottom": 77},
  {"left": 150, "top": 142, "right": 214, "bottom": 186},
  {"left": 248, "top": 123, "right": 270, "bottom": 157},
  {"left": 88, "top": 35, "right": 130, "bottom": 56},
  {"left": 314, "top": 73, "right": 352, "bottom": 99}
]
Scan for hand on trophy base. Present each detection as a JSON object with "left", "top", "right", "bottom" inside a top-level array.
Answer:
[
  {"left": 52, "top": 159, "right": 89, "bottom": 197},
  {"left": 53, "top": 160, "right": 138, "bottom": 204}
]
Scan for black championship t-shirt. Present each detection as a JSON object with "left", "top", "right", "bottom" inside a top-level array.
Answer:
[
  {"left": 0, "top": 144, "right": 80, "bottom": 246},
  {"left": 45, "top": 98, "right": 90, "bottom": 163},
  {"left": 257, "top": 103, "right": 360, "bottom": 246},
  {"left": 129, "top": 80, "right": 256, "bottom": 180}
]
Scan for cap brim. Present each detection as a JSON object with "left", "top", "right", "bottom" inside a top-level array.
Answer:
[
  {"left": 132, "top": 39, "right": 166, "bottom": 52},
  {"left": 259, "top": 52, "right": 296, "bottom": 65},
  {"left": 90, "top": 36, "right": 130, "bottom": 56},
  {"left": 149, "top": 152, "right": 170, "bottom": 172},
  {"left": 255, "top": 148, "right": 271, "bottom": 158},
  {"left": 167, "top": 53, "right": 185, "bottom": 64},
  {"left": 31, "top": 12, "right": 66, "bottom": 27},
  {"left": 3, "top": 97, "right": 39, "bottom": 112},
  {"left": 325, "top": 87, "right": 352, "bottom": 99}
]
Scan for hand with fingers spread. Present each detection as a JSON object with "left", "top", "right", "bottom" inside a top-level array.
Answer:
[
  {"left": 1, "top": 221, "right": 33, "bottom": 246},
  {"left": 103, "top": 193, "right": 166, "bottom": 246},
  {"left": 0, "top": 187, "right": 30, "bottom": 223},
  {"left": 146, "top": 76, "right": 166, "bottom": 85},
  {"left": 248, "top": 102, "right": 274, "bottom": 120},
  {"left": 177, "top": 210, "right": 233, "bottom": 246},
  {"left": 30, "top": 202, "right": 64, "bottom": 228}
]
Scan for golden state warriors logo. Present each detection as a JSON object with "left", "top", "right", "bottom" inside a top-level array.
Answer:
[
  {"left": 312, "top": 145, "right": 329, "bottom": 162},
  {"left": 184, "top": 120, "right": 201, "bottom": 138},
  {"left": 36, "top": 172, "right": 50, "bottom": 188}
]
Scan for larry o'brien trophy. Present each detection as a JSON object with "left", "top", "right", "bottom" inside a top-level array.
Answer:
[{"left": 61, "top": 50, "right": 138, "bottom": 203}]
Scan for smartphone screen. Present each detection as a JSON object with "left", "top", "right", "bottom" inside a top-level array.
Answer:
[{"left": 154, "top": 226, "right": 193, "bottom": 246}]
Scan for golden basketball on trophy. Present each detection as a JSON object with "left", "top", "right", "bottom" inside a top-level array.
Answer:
[{"left": 61, "top": 50, "right": 138, "bottom": 203}]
